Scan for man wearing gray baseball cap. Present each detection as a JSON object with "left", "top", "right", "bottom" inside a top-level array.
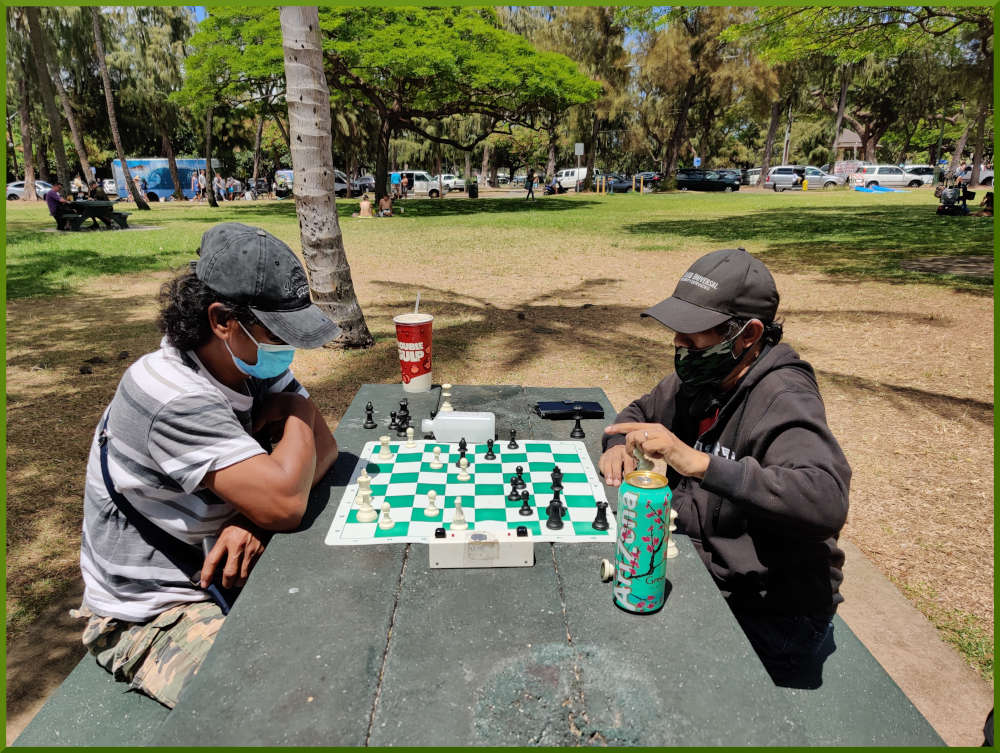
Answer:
[
  {"left": 601, "top": 248, "right": 851, "bottom": 689},
  {"left": 73, "top": 223, "right": 341, "bottom": 707}
]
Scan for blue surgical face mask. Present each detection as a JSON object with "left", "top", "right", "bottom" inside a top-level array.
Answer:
[{"left": 226, "top": 321, "right": 295, "bottom": 379}]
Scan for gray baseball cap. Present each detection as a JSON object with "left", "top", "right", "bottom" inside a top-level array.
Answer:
[
  {"left": 195, "top": 223, "right": 341, "bottom": 348},
  {"left": 642, "top": 248, "right": 778, "bottom": 334}
]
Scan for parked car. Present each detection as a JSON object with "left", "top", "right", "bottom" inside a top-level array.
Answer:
[
  {"left": 355, "top": 174, "right": 376, "bottom": 193},
  {"left": 634, "top": 171, "right": 663, "bottom": 189},
  {"left": 675, "top": 168, "right": 741, "bottom": 192},
  {"left": 745, "top": 168, "right": 762, "bottom": 186},
  {"left": 718, "top": 168, "right": 745, "bottom": 185},
  {"left": 554, "top": 166, "right": 603, "bottom": 190},
  {"left": 591, "top": 173, "right": 632, "bottom": 193},
  {"left": 6, "top": 179, "right": 53, "bottom": 200},
  {"left": 102, "top": 178, "right": 117, "bottom": 195},
  {"left": 432, "top": 174, "right": 465, "bottom": 191},
  {"left": 901, "top": 165, "right": 935, "bottom": 185},
  {"left": 398, "top": 171, "right": 449, "bottom": 198},
  {"left": 850, "top": 165, "right": 925, "bottom": 188},
  {"left": 764, "top": 165, "right": 842, "bottom": 190}
]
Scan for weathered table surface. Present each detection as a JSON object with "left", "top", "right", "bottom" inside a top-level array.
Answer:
[{"left": 152, "top": 384, "right": 942, "bottom": 746}]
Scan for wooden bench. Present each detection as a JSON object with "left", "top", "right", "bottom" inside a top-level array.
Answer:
[
  {"left": 111, "top": 212, "right": 132, "bottom": 229},
  {"left": 12, "top": 655, "right": 169, "bottom": 746}
]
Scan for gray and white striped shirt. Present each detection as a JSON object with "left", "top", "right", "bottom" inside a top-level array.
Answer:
[{"left": 80, "top": 337, "right": 308, "bottom": 622}]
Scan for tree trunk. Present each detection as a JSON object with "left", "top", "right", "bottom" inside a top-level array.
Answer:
[
  {"left": 16, "top": 72, "right": 36, "bottom": 201},
  {"left": 36, "top": 136, "right": 51, "bottom": 182},
  {"left": 969, "top": 100, "right": 988, "bottom": 186},
  {"left": 583, "top": 110, "right": 598, "bottom": 191},
  {"left": 279, "top": 6, "right": 373, "bottom": 349},
  {"left": 159, "top": 126, "right": 184, "bottom": 200},
  {"left": 464, "top": 151, "right": 471, "bottom": 186},
  {"left": 828, "top": 66, "right": 850, "bottom": 163},
  {"left": 41, "top": 25, "right": 92, "bottom": 181},
  {"left": 759, "top": 100, "right": 782, "bottom": 180},
  {"left": 481, "top": 143, "right": 490, "bottom": 187},
  {"left": 91, "top": 8, "right": 149, "bottom": 210},
  {"left": 26, "top": 7, "right": 70, "bottom": 191},
  {"left": 269, "top": 105, "right": 291, "bottom": 148},
  {"left": 252, "top": 111, "right": 264, "bottom": 183},
  {"left": 781, "top": 103, "right": 793, "bottom": 165},
  {"left": 7, "top": 113, "right": 19, "bottom": 180},
  {"left": 204, "top": 108, "right": 218, "bottom": 208},
  {"left": 948, "top": 117, "right": 971, "bottom": 173},
  {"left": 374, "top": 116, "right": 391, "bottom": 201},
  {"left": 665, "top": 76, "right": 696, "bottom": 176},
  {"left": 546, "top": 131, "right": 556, "bottom": 182}
]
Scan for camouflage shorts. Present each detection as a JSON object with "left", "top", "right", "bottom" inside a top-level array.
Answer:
[{"left": 76, "top": 600, "right": 225, "bottom": 709}]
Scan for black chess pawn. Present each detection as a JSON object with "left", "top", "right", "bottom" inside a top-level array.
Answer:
[
  {"left": 518, "top": 490, "right": 533, "bottom": 516},
  {"left": 592, "top": 500, "right": 609, "bottom": 531},
  {"left": 508, "top": 429, "right": 518, "bottom": 449},
  {"left": 456, "top": 445, "right": 467, "bottom": 468},
  {"left": 570, "top": 412, "right": 585, "bottom": 439},
  {"left": 545, "top": 499, "right": 564, "bottom": 530},
  {"left": 513, "top": 465, "right": 525, "bottom": 489},
  {"left": 484, "top": 438, "right": 496, "bottom": 460},
  {"left": 363, "top": 401, "right": 377, "bottom": 429},
  {"left": 389, "top": 411, "right": 398, "bottom": 430}
]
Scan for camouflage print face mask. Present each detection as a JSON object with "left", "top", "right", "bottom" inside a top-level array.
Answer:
[{"left": 673, "top": 322, "right": 750, "bottom": 388}]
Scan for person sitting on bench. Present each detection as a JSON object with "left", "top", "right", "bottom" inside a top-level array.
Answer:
[
  {"left": 45, "top": 181, "right": 76, "bottom": 230},
  {"left": 73, "top": 223, "right": 341, "bottom": 708}
]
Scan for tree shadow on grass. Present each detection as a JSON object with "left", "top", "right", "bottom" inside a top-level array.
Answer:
[
  {"left": 367, "top": 196, "right": 600, "bottom": 218},
  {"left": 624, "top": 204, "right": 993, "bottom": 293}
]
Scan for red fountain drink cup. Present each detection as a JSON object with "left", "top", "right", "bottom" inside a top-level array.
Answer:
[{"left": 393, "top": 313, "right": 433, "bottom": 393}]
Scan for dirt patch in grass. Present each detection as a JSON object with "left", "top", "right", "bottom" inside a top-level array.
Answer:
[{"left": 5, "top": 194, "right": 993, "bottom": 735}]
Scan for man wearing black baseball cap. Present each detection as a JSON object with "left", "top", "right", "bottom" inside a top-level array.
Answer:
[
  {"left": 601, "top": 248, "right": 851, "bottom": 688},
  {"left": 74, "top": 223, "right": 341, "bottom": 707}
]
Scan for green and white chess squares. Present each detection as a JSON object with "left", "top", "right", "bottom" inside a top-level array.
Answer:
[{"left": 325, "top": 439, "right": 618, "bottom": 545}]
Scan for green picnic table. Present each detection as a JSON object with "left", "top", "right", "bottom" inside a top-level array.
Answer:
[{"left": 15, "top": 384, "right": 943, "bottom": 746}]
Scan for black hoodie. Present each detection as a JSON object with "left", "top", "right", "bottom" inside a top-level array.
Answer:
[{"left": 602, "top": 343, "right": 851, "bottom": 616}]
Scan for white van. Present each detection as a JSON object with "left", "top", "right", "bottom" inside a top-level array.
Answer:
[
  {"left": 397, "top": 171, "right": 448, "bottom": 198},
  {"left": 553, "top": 166, "right": 603, "bottom": 190}
]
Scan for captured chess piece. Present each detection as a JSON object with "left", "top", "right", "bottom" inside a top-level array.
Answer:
[
  {"left": 570, "top": 411, "right": 585, "bottom": 439},
  {"left": 484, "top": 438, "right": 496, "bottom": 460},
  {"left": 425, "top": 490, "right": 440, "bottom": 517},
  {"left": 518, "top": 490, "right": 533, "bottom": 516},
  {"left": 378, "top": 502, "right": 395, "bottom": 530},
  {"left": 389, "top": 411, "right": 398, "bottom": 431},
  {"left": 451, "top": 498, "right": 468, "bottom": 530},
  {"left": 508, "top": 429, "right": 518, "bottom": 449},
  {"left": 592, "top": 500, "right": 609, "bottom": 531},
  {"left": 441, "top": 383, "right": 452, "bottom": 398},
  {"left": 439, "top": 400, "right": 454, "bottom": 412},
  {"left": 363, "top": 401, "right": 377, "bottom": 429}
]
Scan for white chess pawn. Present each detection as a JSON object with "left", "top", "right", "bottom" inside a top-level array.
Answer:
[
  {"left": 378, "top": 502, "right": 395, "bottom": 530},
  {"left": 425, "top": 490, "right": 440, "bottom": 517},
  {"left": 378, "top": 435, "right": 393, "bottom": 459},
  {"left": 430, "top": 446, "right": 444, "bottom": 470},
  {"left": 666, "top": 508, "right": 679, "bottom": 559},
  {"left": 356, "top": 490, "right": 377, "bottom": 523},
  {"left": 406, "top": 427, "right": 416, "bottom": 448},
  {"left": 457, "top": 457, "right": 471, "bottom": 481},
  {"left": 451, "top": 497, "right": 468, "bottom": 530},
  {"left": 441, "top": 383, "right": 452, "bottom": 397},
  {"left": 439, "top": 400, "right": 454, "bottom": 412}
]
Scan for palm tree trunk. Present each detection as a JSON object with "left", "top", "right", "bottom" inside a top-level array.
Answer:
[
  {"left": 279, "top": 6, "right": 373, "bottom": 349},
  {"left": 665, "top": 76, "right": 696, "bottom": 177},
  {"left": 204, "top": 109, "right": 218, "bottom": 208},
  {"left": 41, "top": 27, "right": 92, "bottom": 181},
  {"left": 759, "top": 100, "right": 782, "bottom": 181},
  {"left": 159, "top": 125, "right": 184, "bottom": 200},
  {"left": 464, "top": 151, "right": 471, "bottom": 187},
  {"left": 7, "top": 116, "right": 19, "bottom": 179},
  {"left": 828, "top": 66, "right": 850, "bottom": 164},
  {"left": 949, "top": 117, "right": 971, "bottom": 173},
  {"left": 90, "top": 7, "right": 149, "bottom": 209},
  {"left": 481, "top": 143, "right": 489, "bottom": 186},
  {"left": 35, "top": 136, "right": 51, "bottom": 182},
  {"left": 252, "top": 112, "right": 264, "bottom": 183},
  {"left": 25, "top": 7, "right": 71, "bottom": 190},
  {"left": 16, "top": 72, "right": 37, "bottom": 201}
]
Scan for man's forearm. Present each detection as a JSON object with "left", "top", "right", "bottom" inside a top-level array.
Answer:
[
  {"left": 270, "top": 407, "right": 317, "bottom": 502},
  {"left": 311, "top": 409, "right": 338, "bottom": 486}
]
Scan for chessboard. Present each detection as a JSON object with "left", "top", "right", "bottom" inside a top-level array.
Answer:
[{"left": 324, "top": 439, "right": 618, "bottom": 545}]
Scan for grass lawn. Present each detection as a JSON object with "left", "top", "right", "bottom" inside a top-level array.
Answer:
[{"left": 4, "top": 188, "right": 994, "bottom": 728}]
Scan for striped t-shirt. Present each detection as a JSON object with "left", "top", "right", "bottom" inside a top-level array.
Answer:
[{"left": 80, "top": 337, "right": 308, "bottom": 622}]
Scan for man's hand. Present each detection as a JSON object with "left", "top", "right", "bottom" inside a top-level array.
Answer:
[
  {"left": 598, "top": 444, "right": 637, "bottom": 487},
  {"left": 200, "top": 522, "right": 267, "bottom": 589},
  {"left": 604, "top": 422, "right": 711, "bottom": 480}
]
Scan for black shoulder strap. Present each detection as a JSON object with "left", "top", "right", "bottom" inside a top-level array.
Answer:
[{"left": 98, "top": 415, "right": 233, "bottom": 614}]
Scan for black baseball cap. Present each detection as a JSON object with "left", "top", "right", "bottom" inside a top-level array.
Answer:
[
  {"left": 642, "top": 248, "right": 778, "bottom": 334},
  {"left": 195, "top": 223, "right": 341, "bottom": 348}
]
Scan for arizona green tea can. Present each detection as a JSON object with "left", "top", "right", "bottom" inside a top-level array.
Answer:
[{"left": 613, "top": 470, "right": 672, "bottom": 614}]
